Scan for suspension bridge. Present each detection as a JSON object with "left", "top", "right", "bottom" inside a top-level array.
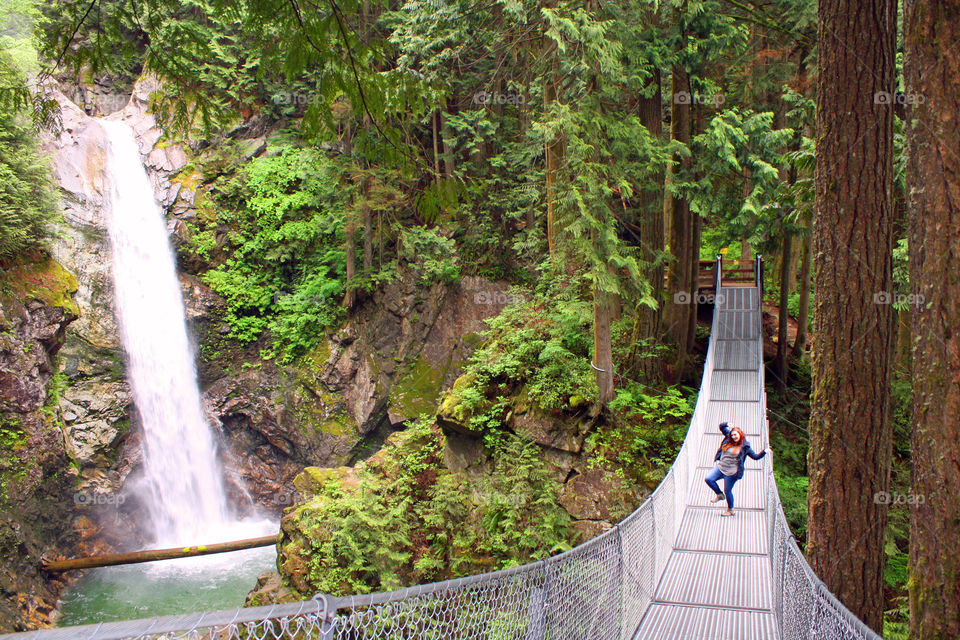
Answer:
[{"left": 3, "top": 257, "right": 882, "bottom": 640}]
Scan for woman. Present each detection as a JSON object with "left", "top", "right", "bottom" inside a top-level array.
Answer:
[{"left": 704, "top": 421, "right": 772, "bottom": 516}]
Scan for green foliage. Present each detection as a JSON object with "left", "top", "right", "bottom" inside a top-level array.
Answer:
[
  {"left": 448, "top": 277, "right": 597, "bottom": 435},
  {"left": 473, "top": 435, "right": 572, "bottom": 566},
  {"left": 587, "top": 383, "right": 694, "bottom": 484},
  {"left": 0, "top": 415, "right": 26, "bottom": 450},
  {"left": 288, "top": 419, "right": 571, "bottom": 596},
  {"left": 39, "top": 0, "right": 431, "bottom": 142},
  {"left": 397, "top": 225, "right": 460, "bottom": 285},
  {"left": 0, "top": 50, "right": 59, "bottom": 260},
  {"left": 774, "top": 472, "right": 808, "bottom": 542},
  {"left": 296, "top": 419, "right": 448, "bottom": 594},
  {"left": 0, "top": 0, "right": 41, "bottom": 72},
  {"left": 680, "top": 108, "right": 794, "bottom": 254},
  {"left": 194, "top": 145, "right": 348, "bottom": 360},
  {"left": 42, "top": 371, "right": 69, "bottom": 419}
]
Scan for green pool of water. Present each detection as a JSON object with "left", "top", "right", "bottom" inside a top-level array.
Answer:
[{"left": 57, "top": 546, "right": 277, "bottom": 626}]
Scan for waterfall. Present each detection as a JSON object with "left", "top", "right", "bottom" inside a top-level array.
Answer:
[{"left": 101, "top": 119, "right": 232, "bottom": 547}]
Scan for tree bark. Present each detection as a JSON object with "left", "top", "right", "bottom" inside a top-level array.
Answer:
[
  {"left": 686, "top": 200, "right": 700, "bottom": 354},
  {"left": 904, "top": 0, "right": 960, "bottom": 636},
  {"left": 663, "top": 62, "right": 693, "bottom": 375},
  {"left": 594, "top": 282, "right": 615, "bottom": 405},
  {"left": 440, "top": 106, "right": 456, "bottom": 177},
  {"left": 807, "top": 0, "right": 896, "bottom": 631},
  {"left": 774, "top": 231, "right": 792, "bottom": 389},
  {"left": 544, "top": 61, "right": 562, "bottom": 261},
  {"left": 362, "top": 201, "right": 373, "bottom": 271},
  {"left": 740, "top": 166, "right": 753, "bottom": 260},
  {"left": 793, "top": 228, "right": 812, "bottom": 353},
  {"left": 431, "top": 109, "right": 441, "bottom": 183},
  {"left": 343, "top": 212, "right": 356, "bottom": 308},
  {"left": 635, "top": 68, "right": 665, "bottom": 383},
  {"left": 787, "top": 234, "right": 801, "bottom": 294}
]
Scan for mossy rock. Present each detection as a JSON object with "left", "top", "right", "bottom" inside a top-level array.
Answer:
[
  {"left": 0, "top": 254, "right": 79, "bottom": 317},
  {"left": 292, "top": 466, "right": 357, "bottom": 497},
  {"left": 388, "top": 356, "right": 444, "bottom": 423},
  {"left": 436, "top": 372, "right": 479, "bottom": 433}
]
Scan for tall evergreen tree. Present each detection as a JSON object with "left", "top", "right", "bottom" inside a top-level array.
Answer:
[
  {"left": 903, "top": 0, "right": 960, "bottom": 636},
  {"left": 807, "top": 0, "right": 896, "bottom": 630}
]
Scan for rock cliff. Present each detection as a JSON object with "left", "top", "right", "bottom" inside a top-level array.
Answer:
[{"left": 0, "top": 257, "right": 80, "bottom": 631}]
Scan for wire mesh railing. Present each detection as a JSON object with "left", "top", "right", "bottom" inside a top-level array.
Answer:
[{"left": 2, "top": 267, "right": 883, "bottom": 640}]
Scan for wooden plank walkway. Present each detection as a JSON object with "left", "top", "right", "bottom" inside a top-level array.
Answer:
[{"left": 634, "top": 286, "right": 778, "bottom": 639}]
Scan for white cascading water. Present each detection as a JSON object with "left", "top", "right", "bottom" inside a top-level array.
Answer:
[{"left": 101, "top": 118, "right": 233, "bottom": 547}]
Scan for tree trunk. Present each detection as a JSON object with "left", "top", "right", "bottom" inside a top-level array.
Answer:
[
  {"left": 904, "top": 0, "right": 960, "bottom": 636},
  {"left": 362, "top": 201, "right": 373, "bottom": 271},
  {"left": 686, "top": 203, "right": 700, "bottom": 354},
  {"left": 807, "top": 0, "right": 896, "bottom": 631},
  {"left": 440, "top": 106, "right": 456, "bottom": 177},
  {"left": 787, "top": 234, "right": 801, "bottom": 294},
  {"left": 343, "top": 213, "right": 356, "bottom": 308},
  {"left": 663, "top": 63, "right": 693, "bottom": 375},
  {"left": 635, "top": 68, "right": 665, "bottom": 383},
  {"left": 740, "top": 166, "right": 752, "bottom": 260},
  {"left": 544, "top": 60, "right": 562, "bottom": 261},
  {"left": 43, "top": 536, "right": 277, "bottom": 572},
  {"left": 774, "top": 231, "right": 792, "bottom": 389},
  {"left": 793, "top": 228, "right": 812, "bottom": 353},
  {"left": 343, "top": 123, "right": 357, "bottom": 308},
  {"left": 594, "top": 282, "right": 615, "bottom": 405},
  {"left": 431, "top": 109, "right": 441, "bottom": 183}
]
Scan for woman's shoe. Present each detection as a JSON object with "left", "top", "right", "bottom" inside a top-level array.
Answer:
[
  {"left": 710, "top": 493, "right": 724, "bottom": 503},
  {"left": 720, "top": 509, "right": 735, "bottom": 517}
]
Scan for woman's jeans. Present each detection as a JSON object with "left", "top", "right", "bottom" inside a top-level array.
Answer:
[{"left": 705, "top": 466, "right": 738, "bottom": 508}]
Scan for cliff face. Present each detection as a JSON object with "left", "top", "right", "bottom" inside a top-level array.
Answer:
[
  {"left": 0, "top": 258, "right": 79, "bottom": 631},
  {"left": 9, "top": 75, "right": 651, "bottom": 627}
]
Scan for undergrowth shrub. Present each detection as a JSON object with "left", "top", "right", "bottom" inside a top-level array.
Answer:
[{"left": 287, "top": 419, "right": 571, "bottom": 596}]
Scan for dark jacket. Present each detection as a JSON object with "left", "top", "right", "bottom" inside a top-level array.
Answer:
[{"left": 714, "top": 421, "right": 766, "bottom": 479}]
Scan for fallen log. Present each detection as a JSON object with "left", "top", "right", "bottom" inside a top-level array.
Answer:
[{"left": 41, "top": 534, "right": 278, "bottom": 572}]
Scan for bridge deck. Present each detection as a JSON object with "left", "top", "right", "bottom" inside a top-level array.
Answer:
[{"left": 634, "top": 286, "right": 778, "bottom": 639}]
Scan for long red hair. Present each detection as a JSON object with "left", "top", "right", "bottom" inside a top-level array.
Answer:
[{"left": 722, "top": 427, "right": 745, "bottom": 453}]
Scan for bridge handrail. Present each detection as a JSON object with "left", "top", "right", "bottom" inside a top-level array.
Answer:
[{"left": 0, "top": 271, "right": 882, "bottom": 640}]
